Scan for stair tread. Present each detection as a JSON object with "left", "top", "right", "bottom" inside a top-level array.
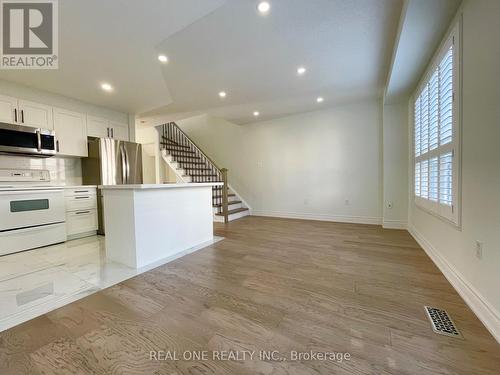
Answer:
[
  {"left": 216, "top": 207, "right": 249, "bottom": 216},
  {"left": 213, "top": 200, "right": 242, "bottom": 208}
]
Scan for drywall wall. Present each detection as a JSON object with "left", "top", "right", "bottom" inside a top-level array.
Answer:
[
  {"left": 176, "top": 101, "right": 383, "bottom": 224},
  {"left": 382, "top": 102, "right": 409, "bottom": 228},
  {"left": 408, "top": 0, "right": 500, "bottom": 340}
]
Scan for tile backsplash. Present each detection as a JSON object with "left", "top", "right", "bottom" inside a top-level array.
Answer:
[{"left": 0, "top": 155, "right": 82, "bottom": 185}]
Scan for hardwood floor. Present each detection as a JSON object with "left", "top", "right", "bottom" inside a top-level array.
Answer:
[{"left": 1, "top": 216, "right": 499, "bottom": 374}]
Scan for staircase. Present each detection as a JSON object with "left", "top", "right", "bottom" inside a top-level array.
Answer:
[{"left": 159, "top": 122, "right": 250, "bottom": 223}]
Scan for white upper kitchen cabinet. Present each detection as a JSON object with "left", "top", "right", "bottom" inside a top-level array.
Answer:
[
  {"left": 86, "top": 115, "right": 129, "bottom": 141},
  {"left": 0, "top": 94, "right": 18, "bottom": 123},
  {"left": 18, "top": 100, "right": 54, "bottom": 129},
  {"left": 87, "top": 115, "right": 110, "bottom": 138},
  {"left": 0, "top": 95, "right": 54, "bottom": 129},
  {"left": 53, "top": 108, "right": 88, "bottom": 157},
  {"left": 109, "top": 121, "right": 129, "bottom": 141}
]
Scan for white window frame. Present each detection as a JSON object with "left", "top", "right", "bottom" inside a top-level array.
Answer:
[{"left": 412, "top": 21, "right": 461, "bottom": 226}]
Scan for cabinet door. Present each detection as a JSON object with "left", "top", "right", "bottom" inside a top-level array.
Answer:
[
  {"left": 87, "top": 115, "right": 110, "bottom": 138},
  {"left": 109, "top": 121, "right": 129, "bottom": 141},
  {"left": 18, "top": 100, "right": 54, "bottom": 129},
  {"left": 53, "top": 108, "right": 88, "bottom": 157},
  {"left": 0, "top": 94, "right": 18, "bottom": 124}
]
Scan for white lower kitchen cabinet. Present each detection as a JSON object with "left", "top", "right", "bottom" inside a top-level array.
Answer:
[
  {"left": 64, "top": 186, "right": 98, "bottom": 239},
  {"left": 54, "top": 108, "right": 88, "bottom": 157}
]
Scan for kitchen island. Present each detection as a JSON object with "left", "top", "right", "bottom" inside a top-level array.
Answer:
[{"left": 100, "top": 183, "right": 222, "bottom": 268}]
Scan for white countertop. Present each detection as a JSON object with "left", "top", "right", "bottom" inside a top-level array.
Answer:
[
  {"left": 99, "top": 183, "right": 223, "bottom": 190},
  {"left": 64, "top": 185, "right": 97, "bottom": 189}
]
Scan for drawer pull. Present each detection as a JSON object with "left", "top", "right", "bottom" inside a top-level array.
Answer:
[
  {"left": 74, "top": 190, "right": 90, "bottom": 193},
  {"left": 74, "top": 196, "right": 90, "bottom": 199},
  {"left": 75, "top": 211, "right": 91, "bottom": 215}
]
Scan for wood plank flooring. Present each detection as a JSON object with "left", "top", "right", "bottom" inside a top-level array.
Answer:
[{"left": 1, "top": 216, "right": 499, "bottom": 374}]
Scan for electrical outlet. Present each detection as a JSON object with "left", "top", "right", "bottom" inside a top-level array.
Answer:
[
  {"left": 475, "top": 241, "right": 483, "bottom": 260},
  {"left": 387, "top": 202, "right": 393, "bottom": 209}
]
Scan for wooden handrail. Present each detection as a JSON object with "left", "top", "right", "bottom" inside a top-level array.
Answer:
[
  {"left": 163, "top": 122, "right": 223, "bottom": 173},
  {"left": 160, "top": 122, "right": 230, "bottom": 221}
]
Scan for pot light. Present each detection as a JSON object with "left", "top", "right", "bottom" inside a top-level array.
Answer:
[
  {"left": 101, "top": 83, "right": 113, "bottom": 92},
  {"left": 297, "top": 66, "right": 307, "bottom": 75},
  {"left": 158, "top": 54, "right": 168, "bottom": 63},
  {"left": 219, "top": 91, "right": 227, "bottom": 98},
  {"left": 253, "top": 111, "right": 260, "bottom": 116},
  {"left": 257, "top": 2, "right": 270, "bottom": 14},
  {"left": 316, "top": 97, "right": 324, "bottom": 103}
]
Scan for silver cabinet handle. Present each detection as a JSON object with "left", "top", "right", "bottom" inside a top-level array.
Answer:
[
  {"left": 110, "top": 127, "right": 114, "bottom": 138},
  {"left": 74, "top": 196, "right": 90, "bottom": 199},
  {"left": 21, "top": 109, "right": 24, "bottom": 123},
  {"left": 75, "top": 210, "right": 91, "bottom": 215},
  {"left": 14, "top": 108, "right": 17, "bottom": 123},
  {"left": 107, "top": 127, "right": 110, "bottom": 137},
  {"left": 56, "top": 140, "right": 60, "bottom": 152}
]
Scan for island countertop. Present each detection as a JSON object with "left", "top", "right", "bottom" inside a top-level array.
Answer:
[{"left": 99, "top": 183, "right": 222, "bottom": 190}]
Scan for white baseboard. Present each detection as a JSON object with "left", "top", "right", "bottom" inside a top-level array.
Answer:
[
  {"left": 382, "top": 220, "right": 407, "bottom": 229},
  {"left": 251, "top": 210, "right": 382, "bottom": 225},
  {"left": 408, "top": 225, "right": 500, "bottom": 343}
]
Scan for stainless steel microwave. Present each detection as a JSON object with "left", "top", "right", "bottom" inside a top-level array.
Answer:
[{"left": 0, "top": 122, "right": 56, "bottom": 157}]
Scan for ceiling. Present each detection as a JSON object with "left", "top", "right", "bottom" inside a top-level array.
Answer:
[
  {"left": 385, "top": 0, "right": 462, "bottom": 103},
  {"left": 144, "top": 0, "right": 403, "bottom": 124},
  {"left": 0, "top": 0, "right": 404, "bottom": 124},
  {"left": 0, "top": 0, "right": 226, "bottom": 114}
]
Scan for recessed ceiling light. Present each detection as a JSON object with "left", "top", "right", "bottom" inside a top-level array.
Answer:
[
  {"left": 257, "top": 1, "right": 270, "bottom": 14},
  {"left": 253, "top": 111, "right": 260, "bottom": 116},
  {"left": 158, "top": 54, "right": 168, "bottom": 63},
  {"left": 101, "top": 83, "right": 113, "bottom": 92},
  {"left": 219, "top": 91, "right": 227, "bottom": 98},
  {"left": 316, "top": 97, "right": 324, "bottom": 103},
  {"left": 297, "top": 66, "right": 307, "bottom": 75}
]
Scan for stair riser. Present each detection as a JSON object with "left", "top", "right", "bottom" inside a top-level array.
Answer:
[
  {"left": 213, "top": 209, "right": 249, "bottom": 222},
  {"left": 212, "top": 203, "right": 242, "bottom": 214}
]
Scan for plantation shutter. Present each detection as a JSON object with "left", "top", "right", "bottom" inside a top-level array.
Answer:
[{"left": 413, "top": 27, "right": 458, "bottom": 225}]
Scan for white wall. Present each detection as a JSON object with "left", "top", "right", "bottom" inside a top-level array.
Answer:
[
  {"left": 382, "top": 102, "right": 408, "bottom": 228},
  {"left": 177, "top": 101, "right": 383, "bottom": 224},
  {"left": 408, "top": 0, "right": 500, "bottom": 341}
]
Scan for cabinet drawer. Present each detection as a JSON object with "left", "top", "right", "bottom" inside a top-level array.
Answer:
[
  {"left": 66, "top": 209, "right": 98, "bottom": 236},
  {"left": 65, "top": 195, "right": 97, "bottom": 211},
  {"left": 64, "top": 188, "right": 96, "bottom": 197}
]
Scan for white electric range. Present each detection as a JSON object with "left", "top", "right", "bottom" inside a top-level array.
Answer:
[{"left": 0, "top": 169, "right": 66, "bottom": 256}]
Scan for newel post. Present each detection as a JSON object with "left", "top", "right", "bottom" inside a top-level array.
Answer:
[{"left": 221, "top": 168, "right": 229, "bottom": 223}]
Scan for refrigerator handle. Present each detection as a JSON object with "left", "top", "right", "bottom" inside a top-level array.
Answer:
[
  {"left": 124, "top": 144, "right": 130, "bottom": 183},
  {"left": 120, "top": 144, "right": 127, "bottom": 184}
]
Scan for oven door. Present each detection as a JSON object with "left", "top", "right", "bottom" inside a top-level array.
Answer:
[
  {"left": 0, "top": 189, "right": 65, "bottom": 231},
  {"left": 0, "top": 122, "right": 56, "bottom": 157}
]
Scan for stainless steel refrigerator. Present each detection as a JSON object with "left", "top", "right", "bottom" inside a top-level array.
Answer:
[{"left": 82, "top": 137, "right": 143, "bottom": 234}]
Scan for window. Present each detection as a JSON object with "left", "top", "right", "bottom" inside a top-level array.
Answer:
[{"left": 413, "top": 24, "right": 460, "bottom": 225}]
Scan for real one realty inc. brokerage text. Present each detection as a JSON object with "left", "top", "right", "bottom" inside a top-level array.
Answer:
[{"left": 150, "top": 350, "right": 352, "bottom": 363}]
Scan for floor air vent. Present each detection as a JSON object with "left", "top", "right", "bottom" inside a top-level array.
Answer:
[{"left": 425, "top": 306, "right": 462, "bottom": 338}]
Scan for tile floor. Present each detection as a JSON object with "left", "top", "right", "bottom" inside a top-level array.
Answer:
[{"left": 0, "top": 235, "right": 222, "bottom": 332}]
